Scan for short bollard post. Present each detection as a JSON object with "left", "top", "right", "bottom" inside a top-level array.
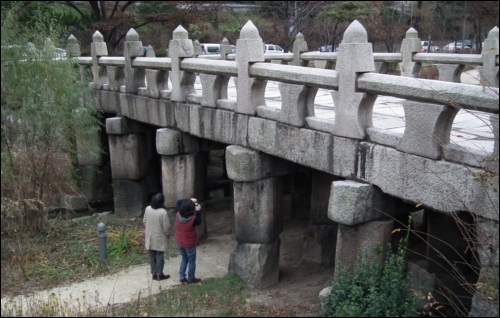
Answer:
[{"left": 97, "top": 222, "right": 107, "bottom": 262}]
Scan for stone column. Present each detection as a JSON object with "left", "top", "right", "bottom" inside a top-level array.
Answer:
[
  {"left": 235, "top": 21, "right": 266, "bottom": 115},
  {"left": 436, "top": 64, "right": 464, "bottom": 83},
  {"left": 332, "top": 20, "right": 376, "bottom": 139},
  {"left": 156, "top": 128, "right": 207, "bottom": 242},
  {"left": 479, "top": 26, "right": 499, "bottom": 88},
  {"left": 226, "top": 145, "right": 293, "bottom": 289},
  {"left": 90, "top": 31, "right": 108, "bottom": 89},
  {"left": 328, "top": 180, "right": 413, "bottom": 275},
  {"left": 123, "top": 28, "right": 145, "bottom": 94},
  {"left": 399, "top": 27, "right": 422, "bottom": 78},
  {"left": 169, "top": 25, "right": 196, "bottom": 102},
  {"left": 302, "top": 171, "right": 339, "bottom": 266},
  {"left": 292, "top": 32, "right": 308, "bottom": 67},
  {"left": 106, "top": 117, "right": 149, "bottom": 217}
]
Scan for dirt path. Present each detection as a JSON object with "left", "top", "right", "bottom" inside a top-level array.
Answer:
[{"left": 1, "top": 205, "right": 334, "bottom": 316}]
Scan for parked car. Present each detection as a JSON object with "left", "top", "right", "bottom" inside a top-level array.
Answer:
[
  {"left": 420, "top": 41, "right": 440, "bottom": 52},
  {"left": 264, "top": 44, "right": 284, "bottom": 53},
  {"left": 442, "top": 40, "right": 475, "bottom": 53},
  {"left": 317, "top": 45, "right": 337, "bottom": 52},
  {"left": 200, "top": 43, "right": 221, "bottom": 55}
]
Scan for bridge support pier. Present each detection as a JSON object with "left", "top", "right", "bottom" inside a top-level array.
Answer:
[
  {"left": 107, "top": 117, "right": 150, "bottom": 217},
  {"left": 156, "top": 128, "right": 208, "bottom": 240},
  {"left": 328, "top": 180, "right": 414, "bottom": 275},
  {"left": 226, "top": 145, "right": 294, "bottom": 289}
]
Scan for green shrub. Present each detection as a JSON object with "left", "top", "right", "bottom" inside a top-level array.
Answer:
[{"left": 322, "top": 242, "right": 418, "bottom": 317}]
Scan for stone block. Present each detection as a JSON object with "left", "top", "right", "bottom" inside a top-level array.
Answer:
[
  {"left": 233, "top": 179, "right": 282, "bottom": 244},
  {"left": 109, "top": 134, "right": 148, "bottom": 180},
  {"left": 60, "top": 193, "right": 87, "bottom": 211},
  {"left": 156, "top": 128, "right": 199, "bottom": 155},
  {"left": 228, "top": 240, "right": 280, "bottom": 289},
  {"left": 112, "top": 179, "right": 147, "bottom": 217}
]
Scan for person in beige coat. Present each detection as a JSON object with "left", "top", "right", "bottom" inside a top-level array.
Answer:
[{"left": 143, "top": 193, "right": 171, "bottom": 281}]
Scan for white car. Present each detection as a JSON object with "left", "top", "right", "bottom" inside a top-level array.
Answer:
[
  {"left": 264, "top": 44, "right": 284, "bottom": 53},
  {"left": 421, "top": 41, "right": 440, "bottom": 53}
]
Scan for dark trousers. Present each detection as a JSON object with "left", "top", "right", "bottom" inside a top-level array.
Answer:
[{"left": 148, "top": 250, "right": 165, "bottom": 277}]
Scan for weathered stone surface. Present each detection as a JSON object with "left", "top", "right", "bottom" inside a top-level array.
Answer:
[
  {"left": 112, "top": 179, "right": 148, "bottom": 217},
  {"left": 156, "top": 128, "right": 200, "bottom": 155},
  {"left": 119, "top": 94, "right": 174, "bottom": 127},
  {"left": 225, "top": 145, "right": 293, "bottom": 182},
  {"left": 233, "top": 178, "right": 282, "bottom": 244},
  {"left": 301, "top": 224, "right": 338, "bottom": 266},
  {"left": 228, "top": 241, "right": 280, "bottom": 289},
  {"left": 109, "top": 134, "right": 148, "bottom": 180},
  {"left": 60, "top": 194, "right": 87, "bottom": 211},
  {"left": 358, "top": 143, "right": 499, "bottom": 221}
]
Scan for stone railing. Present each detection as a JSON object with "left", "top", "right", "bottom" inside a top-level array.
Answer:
[{"left": 71, "top": 20, "right": 499, "bottom": 170}]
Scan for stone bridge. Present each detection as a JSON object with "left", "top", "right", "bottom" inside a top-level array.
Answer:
[{"left": 69, "top": 20, "right": 498, "bottom": 315}]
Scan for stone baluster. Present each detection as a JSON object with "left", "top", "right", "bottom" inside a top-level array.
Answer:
[
  {"left": 66, "top": 34, "right": 81, "bottom": 58},
  {"left": 332, "top": 20, "right": 376, "bottom": 139},
  {"left": 397, "top": 100, "right": 458, "bottom": 159},
  {"left": 480, "top": 26, "right": 499, "bottom": 88},
  {"left": 144, "top": 45, "right": 169, "bottom": 98},
  {"left": 220, "top": 37, "right": 232, "bottom": 60},
  {"left": 399, "top": 27, "right": 422, "bottom": 77},
  {"left": 122, "top": 28, "right": 145, "bottom": 94},
  {"left": 292, "top": 32, "right": 308, "bottom": 67},
  {"left": 235, "top": 20, "right": 266, "bottom": 115},
  {"left": 90, "top": 31, "right": 108, "bottom": 89},
  {"left": 490, "top": 114, "right": 499, "bottom": 173},
  {"left": 276, "top": 82, "right": 315, "bottom": 127},
  {"left": 193, "top": 40, "right": 202, "bottom": 57},
  {"left": 169, "top": 25, "right": 196, "bottom": 102},
  {"left": 66, "top": 34, "right": 87, "bottom": 84},
  {"left": 436, "top": 64, "right": 464, "bottom": 83},
  {"left": 43, "top": 38, "right": 56, "bottom": 58}
]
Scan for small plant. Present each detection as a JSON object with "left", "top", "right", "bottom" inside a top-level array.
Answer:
[{"left": 321, "top": 236, "right": 418, "bottom": 317}]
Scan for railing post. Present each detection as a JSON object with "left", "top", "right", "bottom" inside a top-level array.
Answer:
[
  {"left": 332, "top": 20, "right": 376, "bottom": 139},
  {"left": 400, "top": 27, "right": 422, "bottom": 77},
  {"left": 169, "top": 25, "right": 196, "bottom": 102},
  {"left": 90, "top": 31, "right": 108, "bottom": 89},
  {"left": 235, "top": 20, "right": 265, "bottom": 115},
  {"left": 220, "top": 37, "right": 232, "bottom": 60},
  {"left": 292, "top": 32, "right": 308, "bottom": 66},
  {"left": 97, "top": 222, "right": 107, "bottom": 262},
  {"left": 66, "top": 34, "right": 81, "bottom": 58},
  {"left": 480, "top": 26, "right": 499, "bottom": 88},
  {"left": 123, "top": 28, "right": 145, "bottom": 94}
]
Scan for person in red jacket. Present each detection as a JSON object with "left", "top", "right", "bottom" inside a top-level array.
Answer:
[{"left": 175, "top": 198, "right": 202, "bottom": 284}]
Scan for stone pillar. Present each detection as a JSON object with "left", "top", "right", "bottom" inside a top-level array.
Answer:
[
  {"left": 302, "top": 171, "right": 339, "bottom": 266},
  {"left": 479, "top": 26, "right": 499, "bottom": 88},
  {"left": 220, "top": 37, "right": 232, "bottom": 60},
  {"left": 399, "top": 27, "right": 422, "bottom": 78},
  {"left": 235, "top": 21, "right": 266, "bottom": 115},
  {"left": 156, "top": 128, "right": 205, "bottom": 207},
  {"left": 90, "top": 31, "right": 108, "bottom": 89},
  {"left": 122, "top": 28, "right": 145, "bottom": 94},
  {"left": 66, "top": 34, "right": 80, "bottom": 58},
  {"left": 226, "top": 145, "right": 293, "bottom": 289},
  {"left": 332, "top": 20, "right": 376, "bottom": 139},
  {"left": 329, "top": 180, "right": 413, "bottom": 274},
  {"left": 292, "top": 32, "right": 308, "bottom": 67},
  {"left": 169, "top": 25, "right": 196, "bottom": 102},
  {"left": 106, "top": 117, "right": 149, "bottom": 217}
]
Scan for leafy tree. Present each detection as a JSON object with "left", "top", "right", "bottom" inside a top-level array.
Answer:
[
  {"left": 1, "top": 3, "right": 101, "bottom": 203},
  {"left": 317, "top": 1, "right": 370, "bottom": 49},
  {"left": 258, "top": 1, "right": 328, "bottom": 52}
]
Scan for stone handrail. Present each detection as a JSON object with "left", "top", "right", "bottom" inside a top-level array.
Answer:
[{"left": 71, "top": 20, "right": 498, "bottom": 172}]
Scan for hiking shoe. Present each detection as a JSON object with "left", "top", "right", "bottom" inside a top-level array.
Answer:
[
  {"left": 180, "top": 278, "right": 187, "bottom": 284},
  {"left": 187, "top": 278, "right": 201, "bottom": 284},
  {"left": 152, "top": 274, "right": 158, "bottom": 281}
]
